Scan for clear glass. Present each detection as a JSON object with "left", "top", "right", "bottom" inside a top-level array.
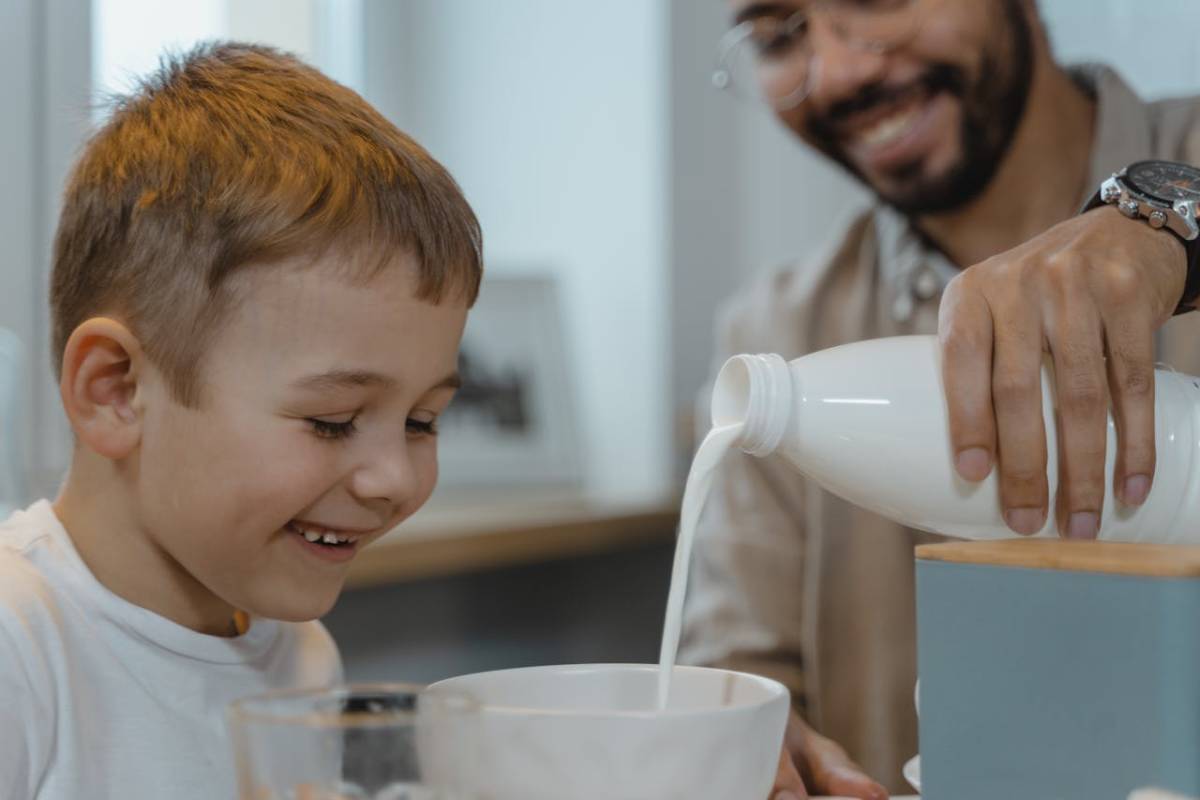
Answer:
[
  {"left": 227, "top": 683, "right": 474, "bottom": 800},
  {"left": 713, "top": 0, "right": 925, "bottom": 110}
]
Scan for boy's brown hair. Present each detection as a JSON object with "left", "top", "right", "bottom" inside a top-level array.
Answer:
[{"left": 51, "top": 41, "right": 482, "bottom": 406}]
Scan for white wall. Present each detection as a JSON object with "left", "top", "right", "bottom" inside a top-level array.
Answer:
[
  {"left": 1043, "top": 0, "right": 1200, "bottom": 98},
  {"left": 0, "top": 0, "right": 40, "bottom": 503},
  {"left": 94, "top": 0, "right": 362, "bottom": 100},
  {"left": 367, "top": 0, "right": 673, "bottom": 501},
  {"left": 0, "top": 0, "right": 90, "bottom": 502}
]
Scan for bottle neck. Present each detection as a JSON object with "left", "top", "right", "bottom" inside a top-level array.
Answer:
[{"left": 711, "top": 353, "right": 793, "bottom": 457}]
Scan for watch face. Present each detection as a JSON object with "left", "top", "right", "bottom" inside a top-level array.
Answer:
[{"left": 1125, "top": 160, "right": 1200, "bottom": 204}]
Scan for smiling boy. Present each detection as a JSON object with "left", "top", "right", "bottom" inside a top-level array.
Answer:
[{"left": 0, "top": 42, "right": 481, "bottom": 799}]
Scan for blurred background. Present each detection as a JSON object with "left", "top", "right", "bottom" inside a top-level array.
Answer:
[{"left": 4, "top": 0, "right": 1200, "bottom": 682}]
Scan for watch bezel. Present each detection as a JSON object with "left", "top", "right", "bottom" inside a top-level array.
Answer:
[
  {"left": 1102, "top": 170, "right": 1200, "bottom": 242},
  {"left": 1123, "top": 159, "right": 1200, "bottom": 205}
]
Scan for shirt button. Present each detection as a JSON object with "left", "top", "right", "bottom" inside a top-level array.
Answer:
[{"left": 913, "top": 267, "right": 941, "bottom": 301}]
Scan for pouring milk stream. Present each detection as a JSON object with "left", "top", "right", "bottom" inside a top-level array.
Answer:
[{"left": 657, "top": 334, "right": 1200, "bottom": 708}]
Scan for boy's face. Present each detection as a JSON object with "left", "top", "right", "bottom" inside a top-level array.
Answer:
[{"left": 135, "top": 255, "right": 467, "bottom": 623}]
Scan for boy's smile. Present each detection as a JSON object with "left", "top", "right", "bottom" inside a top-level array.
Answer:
[{"left": 57, "top": 252, "right": 468, "bottom": 634}]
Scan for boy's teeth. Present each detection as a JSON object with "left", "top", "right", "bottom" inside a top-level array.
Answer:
[{"left": 292, "top": 521, "right": 352, "bottom": 545}]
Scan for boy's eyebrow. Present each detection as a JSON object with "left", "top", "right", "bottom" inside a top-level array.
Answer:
[
  {"left": 291, "top": 369, "right": 462, "bottom": 392},
  {"left": 291, "top": 369, "right": 397, "bottom": 392}
]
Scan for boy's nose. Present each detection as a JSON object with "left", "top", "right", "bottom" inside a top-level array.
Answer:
[{"left": 348, "top": 442, "right": 420, "bottom": 511}]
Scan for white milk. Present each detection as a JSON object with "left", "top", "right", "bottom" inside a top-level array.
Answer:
[{"left": 656, "top": 423, "right": 742, "bottom": 710}]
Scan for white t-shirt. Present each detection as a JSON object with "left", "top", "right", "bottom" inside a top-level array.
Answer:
[{"left": 0, "top": 500, "right": 343, "bottom": 799}]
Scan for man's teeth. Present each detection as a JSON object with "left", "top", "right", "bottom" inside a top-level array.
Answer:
[
  {"left": 857, "top": 106, "right": 921, "bottom": 148},
  {"left": 292, "top": 523, "right": 353, "bottom": 545}
]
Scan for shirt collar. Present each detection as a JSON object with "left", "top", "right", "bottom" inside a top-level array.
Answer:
[{"left": 874, "top": 64, "right": 1150, "bottom": 323}]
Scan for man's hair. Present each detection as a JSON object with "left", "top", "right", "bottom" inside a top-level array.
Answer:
[{"left": 51, "top": 41, "right": 482, "bottom": 406}]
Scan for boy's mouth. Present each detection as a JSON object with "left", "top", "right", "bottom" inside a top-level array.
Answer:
[{"left": 285, "top": 520, "right": 363, "bottom": 555}]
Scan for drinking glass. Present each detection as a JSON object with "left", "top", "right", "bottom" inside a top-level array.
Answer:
[{"left": 227, "top": 683, "right": 473, "bottom": 800}]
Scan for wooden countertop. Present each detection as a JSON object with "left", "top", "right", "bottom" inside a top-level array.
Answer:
[
  {"left": 343, "top": 487, "right": 680, "bottom": 588},
  {"left": 916, "top": 539, "right": 1200, "bottom": 578}
]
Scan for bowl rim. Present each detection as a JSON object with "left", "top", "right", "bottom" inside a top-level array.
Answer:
[{"left": 425, "top": 663, "right": 790, "bottom": 719}]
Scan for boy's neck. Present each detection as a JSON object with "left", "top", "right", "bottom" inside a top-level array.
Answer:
[
  {"left": 917, "top": 61, "right": 1096, "bottom": 268},
  {"left": 54, "top": 452, "right": 241, "bottom": 637}
]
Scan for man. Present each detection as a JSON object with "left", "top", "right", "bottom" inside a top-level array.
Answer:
[{"left": 679, "top": 0, "right": 1200, "bottom": 796}]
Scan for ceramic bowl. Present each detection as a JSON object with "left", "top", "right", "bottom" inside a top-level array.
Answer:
[{"left": 422, "top": 663, "right": 790, "bottom": 800}]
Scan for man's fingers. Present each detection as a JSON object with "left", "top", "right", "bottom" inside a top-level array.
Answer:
[
  {"left": 991, "top": 302, "right": 1049, "bottom": 534},
  {"left": 1047, "top": 305, "right": 1109, "bottom": 540},
  {"left": 1103, "top": 314, "right": 1157, "bottom": 507},
  {"left": 821, "top": 765, "right": 890, "bottom": 800},
  {"left": 772, "top": 747, "right": 809, "bottom": 799},
  {"left": 803, "top": 729, "right": 889, "bottom": 800},
  {"left": 938, "top": 276, "right": 996, "bottom": 481}
]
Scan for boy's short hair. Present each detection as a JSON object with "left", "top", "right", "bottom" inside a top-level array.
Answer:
[{"left": 50, "top": 41, "right": 482, "bottom": 407}]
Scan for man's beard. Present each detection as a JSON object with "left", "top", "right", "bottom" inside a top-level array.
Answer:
[{"left": 804, "top": 0, "right": 1035, "bottom": 216}]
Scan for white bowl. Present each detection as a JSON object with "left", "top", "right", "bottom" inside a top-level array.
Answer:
[{"left": 423, "top": 663, "right": 790, "bottom": 800}]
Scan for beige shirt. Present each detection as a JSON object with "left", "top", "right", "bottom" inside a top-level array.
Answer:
[{"left": 679, "top": 66, "right": 1200, "bottom": 791}]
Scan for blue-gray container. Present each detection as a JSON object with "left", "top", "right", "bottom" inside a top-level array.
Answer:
[{"left": 916, "top": 540, "right": 1200, "bottom": 799}]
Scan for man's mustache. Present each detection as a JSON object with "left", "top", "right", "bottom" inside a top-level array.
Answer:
[{"left": 810, "top": 63, "right": 968, "bottom": 135}]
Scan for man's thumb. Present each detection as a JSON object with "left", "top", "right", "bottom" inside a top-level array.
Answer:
[{"left": 824, "top": 765, "right": 889, "bottom": 800}]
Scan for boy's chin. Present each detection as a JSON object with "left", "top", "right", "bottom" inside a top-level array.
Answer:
[{"left": 247, "top": 585, "right": 343, "bottom": 624}]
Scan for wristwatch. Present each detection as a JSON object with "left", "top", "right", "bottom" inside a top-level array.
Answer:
[{"left": 1082, "top": 160, "right": 1200, "bottom": 314}]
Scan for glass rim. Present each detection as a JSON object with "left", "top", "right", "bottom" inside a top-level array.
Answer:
[
  {"left": 713, "top": 0, "right": 926, "bottom": 109},
  {"left": 713, "top": 18, "right": 817, "bottom": 110},
  {"left": 227, "top": 682, "right": 476, "bottom": 728}
]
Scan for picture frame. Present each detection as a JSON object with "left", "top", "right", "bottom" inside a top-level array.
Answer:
[{"left": 436, "top": 275, "right": 582, "bottom": 487}]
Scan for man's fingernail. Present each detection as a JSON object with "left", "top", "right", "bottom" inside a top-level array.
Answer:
[
  {"left": 1004, "top": 507, "right": 1045, "bottom": 535},
  {"left": 1122, "top": 474, "right": 1152, "bottom": 506},
  {"left": 1066, "top": 511, "right": 1099, "bottom": 540},
  {"left": 955, "top": 447, "right": 991, "bottom": 481}
]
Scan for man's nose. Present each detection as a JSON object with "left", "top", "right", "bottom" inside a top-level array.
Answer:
[{"left": 805, "top": 15, "right": 889, "bottom": 109}]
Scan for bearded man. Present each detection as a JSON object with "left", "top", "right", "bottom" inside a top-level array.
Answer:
[{"left": 681, "top": 1, "right": 1200, "bottom": 796}]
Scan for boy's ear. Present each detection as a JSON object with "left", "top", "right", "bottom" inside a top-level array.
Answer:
[{"left": 60, "top": 318, "right": 148, "bottom": 459}]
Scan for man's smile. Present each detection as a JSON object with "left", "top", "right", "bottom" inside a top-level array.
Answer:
[{"left": 843, "top": 89, "right": 955, "bottom": 175}]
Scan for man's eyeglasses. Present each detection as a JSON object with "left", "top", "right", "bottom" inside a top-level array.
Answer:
[{"left": 713, "top": 0, "right": 926, "bottom": 110}]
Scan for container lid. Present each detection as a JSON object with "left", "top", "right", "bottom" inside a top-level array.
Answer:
[{"left": 915, "top": 539, "right": 1200, "bottom": 578}]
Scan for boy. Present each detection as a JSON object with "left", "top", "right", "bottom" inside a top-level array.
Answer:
[{"left": 0, "top": 42, "right": 482, "bottom": 799}]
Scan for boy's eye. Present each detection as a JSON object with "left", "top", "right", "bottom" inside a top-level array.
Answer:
[
  {"left": 307, "top": 416, "right": 358, "bottom": 440},
  {"left": 406, "top": 417, "right": 439, "bottom": 437}
]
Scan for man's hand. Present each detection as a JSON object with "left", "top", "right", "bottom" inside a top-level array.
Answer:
[
  {"left": 770, "top": 709, "right": 889, "bottom": 799},
  {"left": 938, "top": 206, "right": 1188, "bottom": 538}
]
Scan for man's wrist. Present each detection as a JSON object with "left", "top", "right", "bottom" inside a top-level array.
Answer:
[{"left": 1081, "top": 186, "right": 1200, "bottom": 315}]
